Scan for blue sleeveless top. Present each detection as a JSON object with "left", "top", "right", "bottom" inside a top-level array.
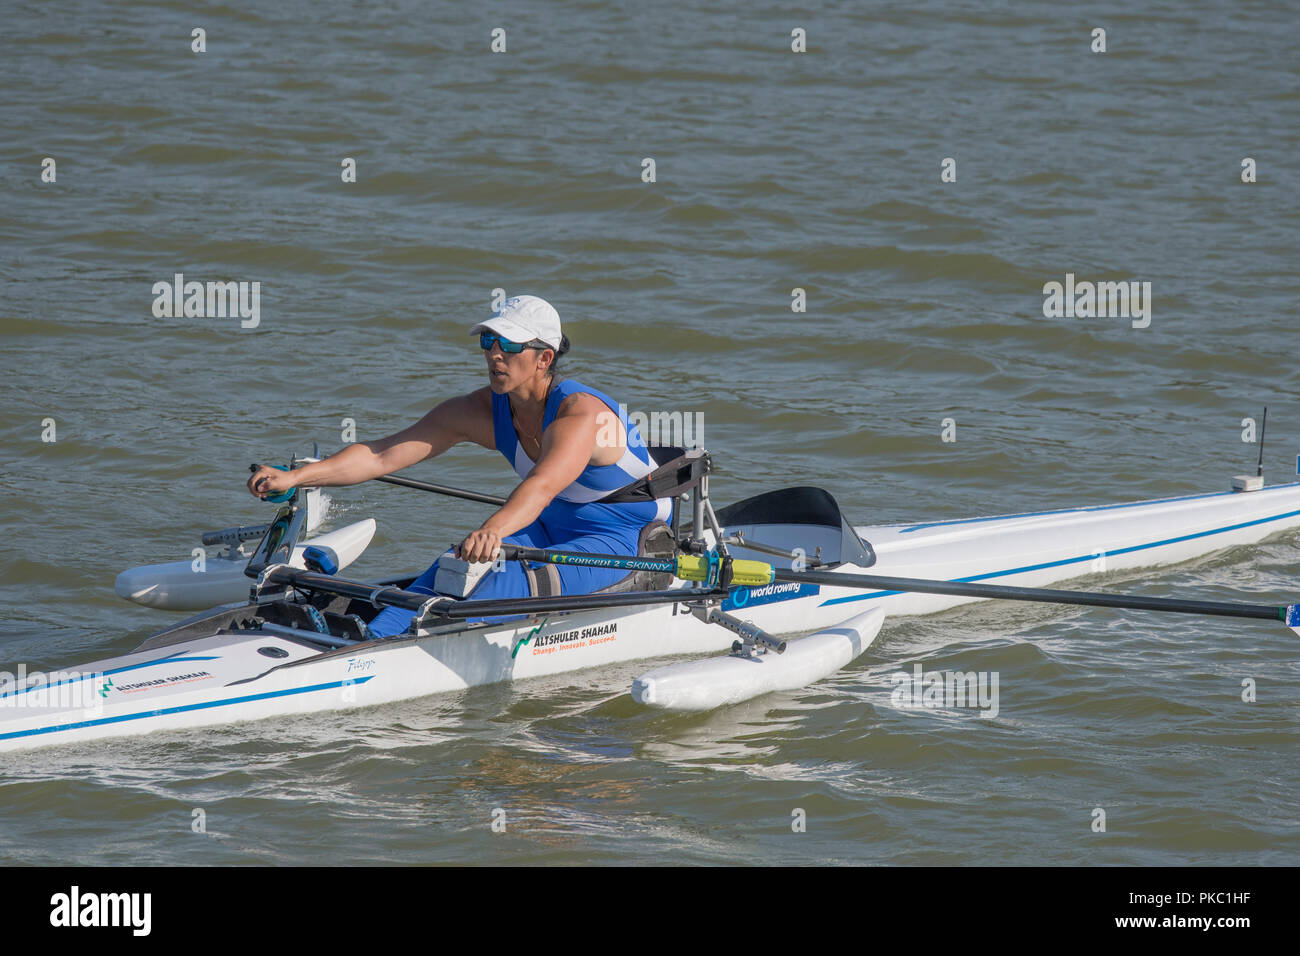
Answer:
[{"left": 491, "top": 379, "right": 671, "bottom": 522}]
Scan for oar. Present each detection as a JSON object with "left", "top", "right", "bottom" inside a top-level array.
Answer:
[
  {"left": 371, "top": 473, "right": 506, "bottom": 506},
  {"left": 256, "top": 565, "right": 726, "bottom": 619},
  {"left": 503, "top": 546, "right": 1300, "bottom": 633},
  {"left": 251, "top": 462, "right": 508, "bottom": 507},
  {"left": 776, "top": 567, "right": 1298, "bottom": 630}
]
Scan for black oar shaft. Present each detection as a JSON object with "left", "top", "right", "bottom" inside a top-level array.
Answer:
[
  {"left": 774, "top": 569, "right": 1286, "bottom": 623},
  {"left": 258, "top": 566, "right": 717, "bottom": 619},
  {"left": 373, "top": 473, "right": 507, "bottom": 506},
  {"left": 254, "top": 460, "right": 507, "bottom": 506},
  {"left": 501, "top": 545, "right": 676, "bottom": 575},
  {"left": 437, "top": 588, "right": 722, "bottom": 618},
  {"left": 260, "top": 567, "right": 428, "bottom": 611}
]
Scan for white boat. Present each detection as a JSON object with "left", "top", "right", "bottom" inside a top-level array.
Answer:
[{"left": 3, "top": 451, "right": 1298, "bottom": 752}]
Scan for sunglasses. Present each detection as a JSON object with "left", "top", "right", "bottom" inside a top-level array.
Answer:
[{"left": 480, "top": 332, "right": 549, "bottom": 353}]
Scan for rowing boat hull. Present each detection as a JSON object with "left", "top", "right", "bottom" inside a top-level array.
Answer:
[
  {"left": 3, "top": 481, "right": 1298, "bottom": 751},
  {"left": 0, "top": 600, "right": 756, "bottom": 752}
]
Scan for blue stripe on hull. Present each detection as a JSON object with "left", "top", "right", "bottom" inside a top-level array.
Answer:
[
  {"left": 897, "top": 482, "right": 1300, "bottom": 533},
  {"left": 0, "top": 675, "right": 376, "bottom": 743}
]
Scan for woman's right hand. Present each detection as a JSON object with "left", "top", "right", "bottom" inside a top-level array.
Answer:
[{"left": 247, "top": 464, "right": 295, "bottom": 499}]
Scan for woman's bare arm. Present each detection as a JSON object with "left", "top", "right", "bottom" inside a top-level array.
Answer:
[
  {"left": 248, "top": 389, "right": 495, "bottom": 497},
  {"left": 456, "top": 393, "right": 601, "bottom": 560}
]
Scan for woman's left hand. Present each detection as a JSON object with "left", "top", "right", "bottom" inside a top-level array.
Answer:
[{"left": 457, "top": 528, "right": 502, "bottom": 564}]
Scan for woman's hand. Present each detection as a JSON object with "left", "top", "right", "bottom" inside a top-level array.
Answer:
[
  {"left": 456, "top": 528, "right": 502, "bottom": 564},
  {"left": 247, "top": 465, "right": 295, "bottom": 499}
]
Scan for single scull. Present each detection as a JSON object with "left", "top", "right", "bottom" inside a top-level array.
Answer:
[{"left": 3, "top": 448, "right": 1298, "bottom": 751}]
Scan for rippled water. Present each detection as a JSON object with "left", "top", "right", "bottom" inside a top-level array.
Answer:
[{"left": 1, "top": 0, "right": 1298, "bottom": 865}]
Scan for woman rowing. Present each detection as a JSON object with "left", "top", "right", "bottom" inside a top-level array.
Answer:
[{"left": 246, "top": 295, "right": 673, "bottom": 636}]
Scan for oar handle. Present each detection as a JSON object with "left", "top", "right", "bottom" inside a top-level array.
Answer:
[{"left": 249, "top": 463, "right": 295, "bottom": 503}]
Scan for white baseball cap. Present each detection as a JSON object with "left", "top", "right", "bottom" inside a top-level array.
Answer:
[{"left": 470, "top": 295, "right": 563, "bottom": 350}]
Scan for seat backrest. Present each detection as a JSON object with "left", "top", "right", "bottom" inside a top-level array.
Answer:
[{"left": 714, "top": 486, "right": 876, "bottom": 568}]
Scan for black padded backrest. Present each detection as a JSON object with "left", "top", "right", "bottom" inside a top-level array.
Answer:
[
  {"left": 714, "top": 486, "right": 877, "bottom": 568},
  {"left": 714, "top": 486, "right": 845, "bottom": 528}
]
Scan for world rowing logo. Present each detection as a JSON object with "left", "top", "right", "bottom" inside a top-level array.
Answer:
[
  {"left": 722, "top": 582, "right": 820, "bottom": 611},
  {"left": 511, "top": 618, "right": 549, "bottom": 659}
]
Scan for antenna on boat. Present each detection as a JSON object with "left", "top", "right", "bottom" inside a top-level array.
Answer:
[
  {"left": 1257, "top": 406, "right": 1267, "bottom": 478},
  {"left": 1232, "top": 407, "right": 1267, "bottom": 493}
]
